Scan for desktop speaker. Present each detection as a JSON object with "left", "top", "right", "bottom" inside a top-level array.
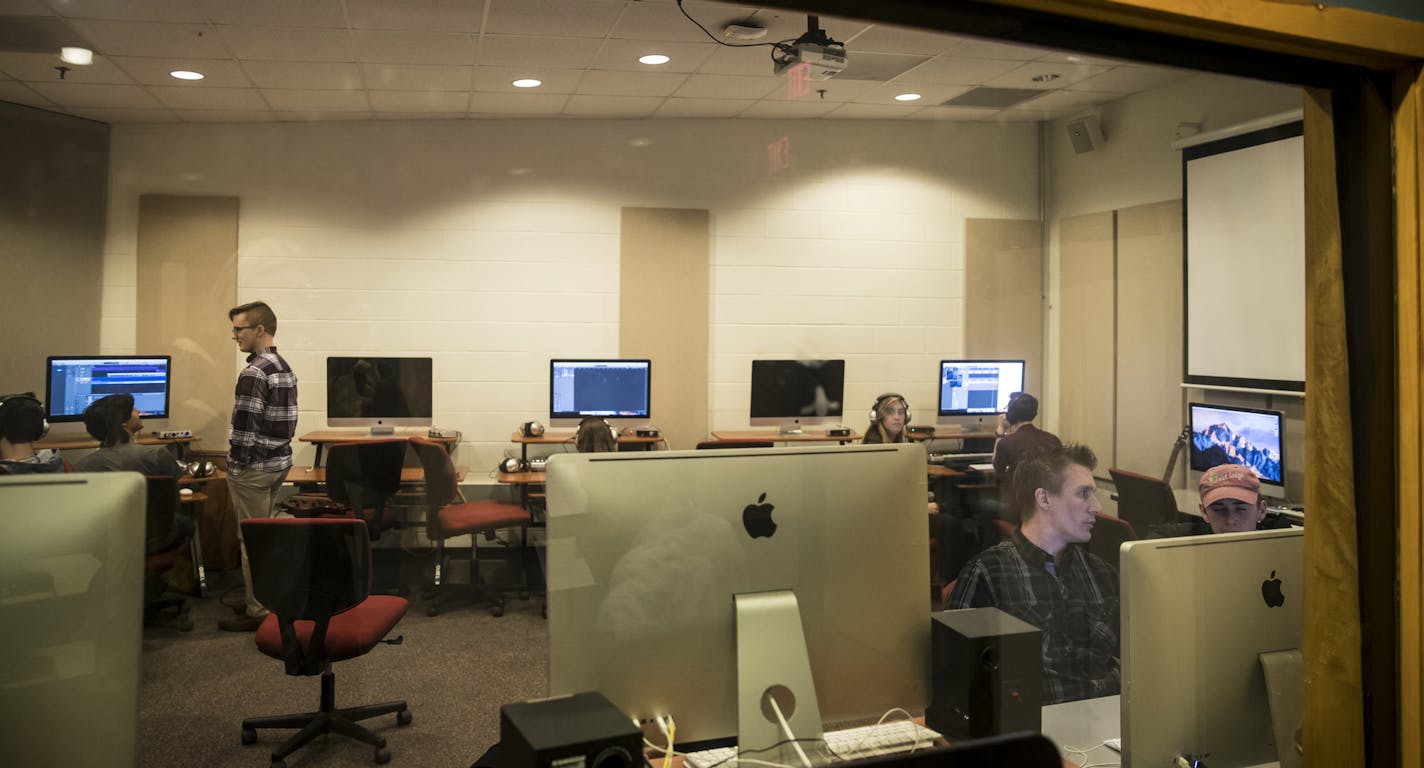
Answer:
[
  {"left": 826, "top": 426, "right": 852, "bottom": 437},
  {"left": 925, "top": 607, "right": 1041, "bottom": 740},
  {"left": 1066, "top": 114, "right": 1105, "bottom": 154},
  {"left": 499, "top": 691, "right": 642, "bottom": 768}
]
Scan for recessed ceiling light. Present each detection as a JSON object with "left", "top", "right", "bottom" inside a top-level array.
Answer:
[
  {"left": 170, "top": 70, "right": 204, "bottom": 81},
  {"left": 512, "top": 78, "right": 542, "bottom": 88},
  {"left": 1032, "top": 73, "right": 1060, "bottom": 83},
  {"left": 59, "top": 47, "right": 93, "bottom": 66},
  {"left": 894, "top": 93, "right": 922, "bottom": 102},
  {"left": 639, "top": 54, "right": 670, "bottom": 65}
]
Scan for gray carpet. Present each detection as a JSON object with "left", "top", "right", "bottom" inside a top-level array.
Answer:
[{"left": 138, "top": 565, "right": 549, "bottom": 768}]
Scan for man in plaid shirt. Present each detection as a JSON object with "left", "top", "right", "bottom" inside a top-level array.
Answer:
[
  {"left": 946, "top": 442, "right": 1120, "bottom": 704},
  {"left": 219, "top": 300, "right": 298, "bottom": 632}
]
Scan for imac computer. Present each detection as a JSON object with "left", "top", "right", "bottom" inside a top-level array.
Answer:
[
  {"left": 45, "top": 356, "right": 172, "bottom": 423},
  {"left": 326, "top": 356, "right": 433, "bottom": 434},
  {"left": 545, "top": 443, "right": 929, "bottom": 755},
  {"left": 748, "top": 359, "right": 845, "bottom": 435},
  {"left": 1120, "top": 528, "right": 1303, "bottom": 768},
  {"left": 1, "top": 472, "right": 147, "bottom": 767},
  {"left": 936, "top": 360, "right": 1024, "bottom": 427},
  {"left": 549, "top": 359, "right": 651, "bottom": 428},
  {"left": 1188, "top": 402, "right": 1285, "bottom": 498}
]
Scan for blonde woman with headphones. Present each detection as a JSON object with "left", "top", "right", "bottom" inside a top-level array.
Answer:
[{"left": 863, "top": 392, "right": 911, "bottom": 444}]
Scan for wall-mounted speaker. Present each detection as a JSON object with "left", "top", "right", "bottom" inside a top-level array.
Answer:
[{"left": 1066, "top": 115, "right": 1105, "bottom": 154}]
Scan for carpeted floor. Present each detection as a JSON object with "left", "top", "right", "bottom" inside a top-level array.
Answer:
[{"left": 138, "top": 565, "right": 549, "bottom": 768}]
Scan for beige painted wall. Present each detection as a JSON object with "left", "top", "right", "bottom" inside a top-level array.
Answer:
[
  {"left": 965, "top": 218, "right": 1045, "bottom": 399},
  {"left": 1058, "top": 212, "right": 1117, "bottom": 462},
  {"left": 619, "top": 208, "right": 710, "bottom": 450},
  {"left": 136, "top": 195, "right": 239, "bottom": 450}
]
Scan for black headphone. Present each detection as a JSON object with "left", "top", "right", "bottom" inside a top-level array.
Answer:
[
  {"left": 0, "top": 392, "right": 49, "bottom": 442},
  {"left": 520, "top": 420, "right": 545, "bottom": 437},
  {"left": 868, "top": 393, "right": 911, "bottom": 425},
  {"left": 500, "top": 456, "right": 528, "bottom": 473}
]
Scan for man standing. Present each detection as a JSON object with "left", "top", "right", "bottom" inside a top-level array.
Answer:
[
  {"left": 947, "top": 442, "right": 1119, "bottom": 704},
  {"left": 220, "top": 300, "right": 298, "bottom": 632}
]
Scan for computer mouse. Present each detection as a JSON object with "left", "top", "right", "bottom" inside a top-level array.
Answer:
[{"left": 179, "top": 488, "right": 194, "bottom": 497}]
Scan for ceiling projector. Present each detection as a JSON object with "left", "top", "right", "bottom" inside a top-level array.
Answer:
[{"left": 773, "top": 15, "right": 848, "bottom": 80}]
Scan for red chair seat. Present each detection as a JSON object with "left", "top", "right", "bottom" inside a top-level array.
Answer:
[
  {"left": 437, "top": 499, "right": 530, "bottom": 535},
  {"left": 256, "top": 595, "right": 408, "bottom": 663}
]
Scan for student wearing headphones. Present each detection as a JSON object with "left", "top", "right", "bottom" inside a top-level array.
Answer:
[
  {"left": 74, "top": 393, "right": 186, "bottom": 476},
  {"left": 575, "top": 416, "right": 618, "bottom": 453},
  {"left": 0, "top": 393, "right": 64, "bottom": 474},
  {"left": 863, "top": 393, "right": 911, "bottom": 444}
]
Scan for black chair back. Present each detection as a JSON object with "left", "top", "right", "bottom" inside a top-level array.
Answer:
[
  {"left": 1089, "top": 513, "right": 1137, "bottom": 571},
  {"left": 143, "top": 475, "right": 181, "bottom": 554},
  {"left": 325, "top": 439, "right": 406, "bottom": 537}
]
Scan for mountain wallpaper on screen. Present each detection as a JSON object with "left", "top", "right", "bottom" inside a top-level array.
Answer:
[{"left": 1193, "top": 422, "right": 1282, "bottom": 481}]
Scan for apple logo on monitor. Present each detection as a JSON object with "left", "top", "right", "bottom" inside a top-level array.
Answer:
[
  {"left": 743, "top": 493, "right": 777, "bottom": 538},
  {"left": 1261, "top": 569, "right": 1285, "bottom": 607}
]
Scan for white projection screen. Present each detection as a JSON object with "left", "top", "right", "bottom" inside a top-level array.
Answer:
[{"left": 1183, "top": 122, "right": 1305, "bottom": 392}]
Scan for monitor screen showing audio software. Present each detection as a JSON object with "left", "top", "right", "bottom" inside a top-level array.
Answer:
[
  {"left": 550, "top": 359, "right": 651, "bottom": 420},
  {"left": 45, "top": 355, "right": 172, "bottom": 422}
]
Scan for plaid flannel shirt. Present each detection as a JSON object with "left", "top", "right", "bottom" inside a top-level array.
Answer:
[{"left": 228, "top": 347, "right": 297, "bottom": 473}]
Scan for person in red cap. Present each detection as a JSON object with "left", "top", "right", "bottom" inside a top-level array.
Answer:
[{"left": 1197, "top": 463, "right": 1269, "bottom": 533}]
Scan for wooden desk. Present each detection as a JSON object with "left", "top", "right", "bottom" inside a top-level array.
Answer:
[
  {"left": 299, "top": 429, "right": 459, "bottom": 467},
  {"left": 510, "top": 431, "right": 665, "bottom": 461},
  {"left": 37, "top": 434, "right": 197, "bottom": 458},
  {"left": 286, "top": 465, "right": 468, "bottom": 484},
  {"left": 710, "top": 429, "right": 860, "bottom": 444}
]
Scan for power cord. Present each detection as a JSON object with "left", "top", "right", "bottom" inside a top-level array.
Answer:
[
  {"left": 675, "top": 0, "right": 799, "bottom": 65},
  {"left": 1061, "top": 740, "right": 1121, "bottom": 768}
]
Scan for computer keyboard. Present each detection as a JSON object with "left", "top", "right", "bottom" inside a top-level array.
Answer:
[{"left": 682, "top": 720, "right": 942, "bottom": 768}]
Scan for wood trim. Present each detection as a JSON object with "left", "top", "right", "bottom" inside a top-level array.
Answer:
[{"left": 1397, "top": 63, "right": 1424, "bottom": 768}]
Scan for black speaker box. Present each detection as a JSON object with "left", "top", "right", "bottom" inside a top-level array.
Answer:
[
  {"left": 499, "top": 692, "right": 642, "bottom": 768},
  {"left": 907, "top": 425, "right": 935, "bottom": 438},
  {"left": 925, "top": 607, "right": 1041, "bottom": 740}
]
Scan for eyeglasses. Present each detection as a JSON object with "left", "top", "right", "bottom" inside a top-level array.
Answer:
[{"left": 232, "top": 325, "right": 257, "bottom": 334}]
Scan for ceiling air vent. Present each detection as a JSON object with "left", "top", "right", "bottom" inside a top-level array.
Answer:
[{"left": 942, "top": 87, "right": 1043, "bottom": 108}]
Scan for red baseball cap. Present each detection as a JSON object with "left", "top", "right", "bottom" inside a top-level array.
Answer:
[{"left": 1198, "top": 464, "right": 1261, "bottom": 508}]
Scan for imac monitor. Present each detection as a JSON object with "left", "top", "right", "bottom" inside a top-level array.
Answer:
[
  {"left": 548, "top": 359, "right": 651, "bottom": 425},
  {"left": 937, "top": 360, "right": 1024, "bottom": 417},
  {"left": 1120, "top": 529, "right": 1303, "bottom": 768},
  {"left": 545, "top": 444, "right": 929, "bottom": 748},
  {"left": 748, "top": 359, "right": 845, "bottom": 431},
  {"left": 326, "top": 357, "right": 433, "bottom": 430},
  {"left": 45, "top": 356, "right": 172, "bottom": 423},
  {"left": 1188, "top": 403, "right": 1284, "bottom": 488}
]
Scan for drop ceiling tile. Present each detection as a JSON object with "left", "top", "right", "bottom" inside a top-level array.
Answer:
[
  {"left": 985, "top": 60, "right": 1113, "bottom": 89},
  {"left": 243, "top": 60, "right": 363, "bottom": 90},
  {"left": 371, "top": 112, "right": 466, "bottom": 120},
  {"left": 1, "top": 0, "right": 60, "bottom": 16},
  {"left": 483, "top": 0, "right": 624, "bottom": 38},
  {"left": 352, "top": 29, "right": 477, "bottom": 65},
  {"left": 68, "top": 19, "right": 226, "bottom": 58},
  {"left": 562, "top": 94, "right": 661, "bottom": 117},
  {"left": 610, "top": 1, "right": 721, "bottom": 43},
  {"left": 261, "top": 88, "right": 369, "bottom": 111},
  {"left": 468, "top": 91, "right": 568, "bottom": 115},
  {"left": 838, "top": 51, "right": 930, "bottom": 82},
  {"left": 891, "top": 56, "right": 1024, "bottom": 87},
  {"left": 672, "top": 73, "right": 780, "bottom": 99},
  {"left": 27, "top": 80, "right": 162, "bottom": 108},
  {"left": 997, "top": 106, "right": 1066, "bottom": 121},
  {"left": 576, "top": 68, "right": 686, "bottom": 97},
  {"left": 1068, "top": 65, "right": 1190, "bottom": 95},
  {"left": 939, "top": 34, "right": 1049, "bottom": 61},
  {"left": 173, "top": 108, "right": 278, "bottom": 122},
  {"left": 907, "top": 105, "right": 1003, "bottom": 121},
  {"left": 195, "top": 0, "right": 345, "bottom": 28},
  {"left": 218, "top": 26, "right": 354, "bottom": 62},
  {"left": 472, "top": 66, "right": 582, "bottom": 93},
  {"left": 0, "top": 78, "right": 50, "bottom": 105},
  {"left": 761, "top": 77, "right": 874, "bottom": 103},
  {"left": 367, "top": 89, "right": 470, "bottom": 112},
  {"left": 845, "top": 24, "right": 958, "bottom": 55},
  {"left": 276, "top": 109, "right": 374, "bottom": 121},
  {"left": 477, "top": 34, "right": 600, "bottom": 68},
  {"left": 149, "top": 84, "right": 267, "bottom": 110},
  {"left": 738, "top": 99, "right": 838, "bottom": 118},
  {"left": 109, "top": 56, "right": 252, "bottom": 86},
  {"left": 1037, "top": 50, "right": 1131, "bottom": 67},
  {"left": 1011, "top": 88, "right": 1113, "bottom": 113},
  {"left": 697, "top": 44, "right": 779, "bottom": 77},
  {"left": 345, "top": 0, "right": 485, "bottom": 33},
  {"left": 51, "top": 0, "right": 205, "bottom": 23},
  {"left": 851, "top": 83, "right": 970, "bottom": 106},
  {"left": 592, "top": 38, "right": 715, "bottom": 72},
  {"left": 0, "top": 50, "right": 135, "bottom": 83},
  {"left": 362, "top": 63, "right": 471, "bottom": 91},
  {"left": 60, "top": 106, "right": 177, "bottom": 123},
  {"left": 824, "top": 102, "right": 920, "bottom": 119},
  {"left": 653, "top": 96, "right": 752, "bottom": 117}
]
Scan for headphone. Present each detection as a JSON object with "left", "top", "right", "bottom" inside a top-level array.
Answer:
[
  {"left": 868, "top": 393, "right": 911, "bottom": 425},
  {"left": 520, "top": 420, "right": 545, "bottom": 437},
  {"left": 0, "top": 392, "right": 49, "bottom": 442},
  {"left": 500, "top": 456, "right": 528, "bottom": 473},
  {"left": 183, "top": 460, "right": 217, "bottom": 478},
  {"left": 575, "top": 417, "right": 618, "bottom": 453}
]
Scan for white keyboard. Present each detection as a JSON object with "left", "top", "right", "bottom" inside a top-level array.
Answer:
[{"left": 683, "top": 720, "right": 942, "bottom": 768}]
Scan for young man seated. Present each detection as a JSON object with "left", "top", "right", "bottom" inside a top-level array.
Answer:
[
  {"left": 0, "top": 393, "right": 65, "bottom": 474},
  {"left": 946, "top": 442, "right": 1119, "bottom": 704},
  {"left": 73, "top": 393, "right": 185, "bottom": 476},
  {"left": 1196, "top": 463, "right": 1293, "bottom": 534}
]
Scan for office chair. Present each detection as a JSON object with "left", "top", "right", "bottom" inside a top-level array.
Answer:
[
  {"left": 695, "top": 439, "right": 775, "bottom": 449},
  {"left": 1088, "top": 513, "right": 1137, "bottom": 571},
  {"left": 324, "top": 439, "right": 408, "bottom": 539},
  {"left": 1108, "top": 467, "right": 1183, "bottom": 535},
  {"left": 143, "top": 475, "right": 193, "bottom": 630},
  {"left": 238, "top": 517, "right": 411, "bottom": 767},
  {"left": 410, "top": 437, "right": 531, "bottom": 617}
]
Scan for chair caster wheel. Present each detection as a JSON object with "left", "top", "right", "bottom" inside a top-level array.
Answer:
[
  {"left": 376, "top": 746, "right": 392, "bottom": 764},
  {"left": 490, "top": 604, "right": 505, "bottom": 617},
  {"left": 241, "top": 727, "right": 257, "bottom": 745},
  {"left": 397, "top": 709, "right": 413, "bottom": 726}
]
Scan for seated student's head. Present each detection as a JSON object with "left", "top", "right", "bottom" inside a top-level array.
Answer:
[
  {"left": 1197, "top": 464, "right": 1266, "bottom": 533},
  {"left": 866, "top": 393, "right": 909, "bottom": 443},
  {"left": 0, "top": 393, "right": 48, "bottom": 449},
  {"left": 83, "top": 394, "right": 140, "bottom": 447},
  {"left": 1013, "top": 442, "right": 1101, "bottom": 544},
  {"left": 575, "top": 417, "right": 618, "bottom": 453},
  {"left": 1005, "top": 392, "right": 1038, "bottom": 426}
]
